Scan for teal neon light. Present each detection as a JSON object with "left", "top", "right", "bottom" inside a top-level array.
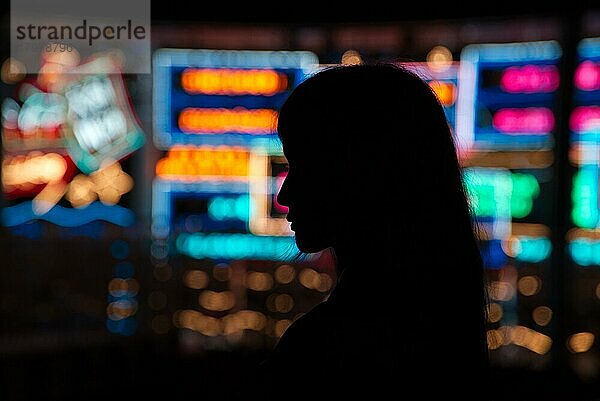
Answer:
[
  {"left": 208, "top": 195, "right": 250, "bottom": 221},
  {"left": 570, "top": 239, "right": 600, "bottom": 266},
  {"left": 512, "top": 236, "right": 552, "bottom": 263},
  {"left": 176, "top": 232, "right": 298, "bottom": 260}
]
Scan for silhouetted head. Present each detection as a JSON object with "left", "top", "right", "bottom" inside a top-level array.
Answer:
[
  {"left": 277, "top": 64, "right": 477, "bottom": 263},
  {"left": 275, "top": 63, "right": 489, "bottom": 375}
]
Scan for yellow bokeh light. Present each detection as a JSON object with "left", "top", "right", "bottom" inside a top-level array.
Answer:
[
  {"left": 246, "top": 271, "right": 274, "bottom": 291},
  {"left": 532, "top": 306, "right": 553, "bottom": 326},
  {"left": 183, "top": 270, "right": 209, "bottom": 289},
  {"left": 568, "top": 332, "right": 595, "bottom": 353},
  {"left": 518, "top": 276, "right": 541, "bottom": 296},
  {"left": 299, "top": 268, "right": 321, "bottom": 290},
  {"left": 175, "top": 309, "right": 221, "bottom": 336},
  {"left": 274, "top": 264, "right": 295, "bottom": 284},
  {"left": 487, "top": 329, "right": 503, "bottom": 350},
  {"left": 274, "top": 319, "right": 292, "bottom": 337},
  {"left": 66, "top": 175, "right": 97, "bottom": 208},
  {"left": 341, "top": 50, "right": 362, "bottom": 66},
  {"left": 274, "top": 294, "right": 295, "bottom": 313},
  {"left": 426, "top": 45, "right": 453, "bottom": 72},
  {"left": 1, "top": 57, "right": 26, "bottom": 84},
  {"left": 487, "top": 303, "right": 503, "bottom": 323},
  {"left": 488, "top": 281, "right": 516, "bottom": 301},
  {"left": 90, "top": 162, "right": 133, "bottom": 205},
  {"left": 199, "top": 290, "right": 235, "bottom": 311}
]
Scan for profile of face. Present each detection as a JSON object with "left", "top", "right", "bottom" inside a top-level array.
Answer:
[
  {"left": 276, "top": 147, "right": 340, "bottom": 254},
  {"left": 275, "top": 64, "right": 452, "bottom": 255}
]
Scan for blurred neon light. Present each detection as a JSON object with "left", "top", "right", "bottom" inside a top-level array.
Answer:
[
  {"left": 457, "top": 40, "right": 561, "bottom": 153},
  {"left": 2, "top": 152, "right": 67, "bottom": 192},
  {"left": 568, "top": 143, "right": 600, "bottom": 166},
  {"left": 1, "top": 201, "right": 134, "bottom": 227},
  {"left": 208, "top": 195, "right": 250, "bottom": 221},
  {"left": 574, "top": 60, "right": 600, "bottom": 91},
  {"left": 66, "top": 162, "right": 133, "bottom": 208},
  {"left": 572, "top": 167, "right": 599, "bottom": 229},
  {"left": 500, "top": 65, "right": 559, "bottom": 93},
  {"left": 181, "top": 68, "right": 289, "bottom": 96},
  {"left": 460, "top": 41, "right": 561, "bottom": 63},
  {"left": 505, "top": 236, "right": 552, "bottom": 262},
  {"left": 492, "top": 107, "right": 554, "bottom": 134},
  {"left": 570, "top": 106, "right": 600, "bottom": 133},
  {"left": 570, "top": 238, "right": 600, "bottom": 266},
  {"left": 153, "top": 49, "right": 319, "bottom": 149},
  {"left": 176, "top": 232, "right": 297, "bottom": 260},
  {"left": 152, "top": 179, "right": 251, "bottom": 239},
  {"left": 273, "top": 172, "right": 289, "bottom": 213},
  {"left": 464, "top": 169, "right": 540, "bottom": 219},
  {"left": 154, "top": 49, "right": 319, "bottom": 70},
  {"left": 461, "top": 150, "right": 553, "bottom": 169},
  {"left": 178, "top": 107, "right": 277, "bottom": 134},
  {"left": 155, "top": 146, "right": 250, "bottom": 179},
  {"left": 578, "top": 38, "right": 600, "bottom": 59},
  {"left": 428, "top": 80, "right": 456, "bottom": 106},
  {"left": 248, "top": 152, "right": 293, "bottom": 236},
  {"left": 58, "top": 58, "right": 146, "bottom": 174}
]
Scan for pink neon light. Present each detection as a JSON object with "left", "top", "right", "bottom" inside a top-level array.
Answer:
[
  {"left": 570, "top": 106, "right": 600, "bottom": 133},
  {"left": 574, "top": 61, "right": 600, "bottom": 91},
  {"left": 492, "top": 108, "right": 555, "bottom": 134},
  {"left": 500, "top": 65, "right": 560, "bottom": 93},
  {"left": 273, "top": 172, "right": 289, "bottom": 214}
]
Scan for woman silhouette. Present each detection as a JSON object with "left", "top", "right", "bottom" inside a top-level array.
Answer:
[{"left": 249, "top": 63, "right": 490, "bottom": 399}]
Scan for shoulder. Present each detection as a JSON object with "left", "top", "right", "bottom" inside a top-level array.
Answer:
[
  {"left": 274, "top": 301, "right": 333, "bottom": 350},
  {"left": 259, "top": 300, "right": 339, "bottom": 371}
]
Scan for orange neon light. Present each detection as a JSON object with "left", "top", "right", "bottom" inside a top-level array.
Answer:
[
  {"left": 428, "top": 80, "right": 456, "bottom": 106},
  {"left": 178, "top": 107, "right": 278, "bottom": 134},
  {"left": 181, "top": 68, "right": 289, "bottom": 96},
  {"left": 2, "top": 152, "right": 67, "bottom": 191},
  {"left": 155, "top": 146, "right": 250, "bottom": 178}
]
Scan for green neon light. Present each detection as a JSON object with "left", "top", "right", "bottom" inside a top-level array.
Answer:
[
  {"left": 463, "top": 169, "right": 539, "bottom": 219},
  {"left": 572, "top": 168, "right": 599, "bottom": 229}
]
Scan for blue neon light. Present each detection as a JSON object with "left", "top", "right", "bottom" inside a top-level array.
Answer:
[
  {"left": 152, "top": 49, "right": 319, "bottom": 149},
  {"left": 1, "top": 201, "right": 135, "bottom": 227},
  {"left": 457, "top": 40, "right": 561, "bottom": 151}
]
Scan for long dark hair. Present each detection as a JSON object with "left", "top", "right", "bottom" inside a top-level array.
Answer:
[{"left": 277, "top": 63, "right": 489, "bottom": 372}]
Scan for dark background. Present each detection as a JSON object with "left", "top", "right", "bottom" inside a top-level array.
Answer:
[{"left": 2, "top": 2, "right": 600, "bottom": 401}]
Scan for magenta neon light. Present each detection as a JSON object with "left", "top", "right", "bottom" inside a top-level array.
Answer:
[
  {"left": 492, "top": 107, "right": 555, "bottom": 134},
  {"left": 574, "top": 61, "right": 600, "bottom": 91},
  {"left": 500, "top": 65, "right": 560, "bottom": 93},
  {"left": 570, "top": 106, "right": 600, "bottom": 133},
  {"left": 273, "top": 172, "right": 289, "bottom": 213}
]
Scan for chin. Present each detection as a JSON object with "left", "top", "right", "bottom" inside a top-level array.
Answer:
[{"left": 294, "top": 235, "right": 329, "bottom": 254}]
